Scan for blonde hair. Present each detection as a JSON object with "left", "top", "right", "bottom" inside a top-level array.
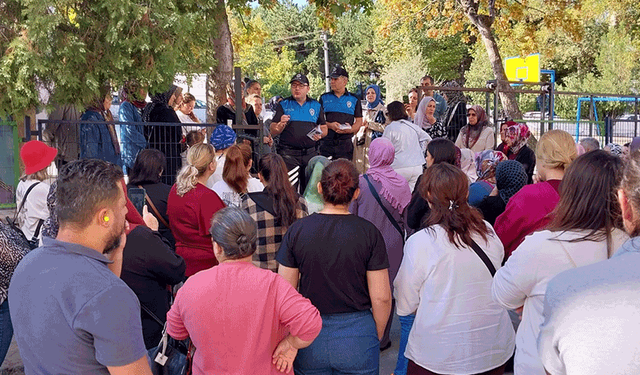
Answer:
[
  {"left": 536, "top": 130, "right": 577, "bottom": 171},
  {"left": 20, "top": 169, "right": 49, "bottom": 182},
  {"left": 175, "top": 143, "right": 215, "bottom": 196}
]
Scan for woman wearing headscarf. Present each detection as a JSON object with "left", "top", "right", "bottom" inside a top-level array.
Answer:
[
  {"left": 469, "top": 150, "right": 508, "bottom": 206},
  {"left": 350, "top": 138, "right": 410, "bottom": 351},
  {"left": 302, "top": 155, "right": 331, "bottom": 214},
  {"left": 119, "top": 82, "right": 148, "bottom": 173},
  {"left": 414, "top": 96, "right": 447, "bottom": 139},
  {"left": 80, "top": 88, "right": 122, "bottom": 166},
  {"left": 441, "top": 81, "right": 468, "bottom": 142},
  {"left": 477, "top": 160, "right": 528, "bottom": 225},
  {"left": 604, "top": 142, "right": 623, "bottom": 157},
  {"left": 354, "top": 84, "right": 389, "bottom": 174},
  {"left": 455, "top": 105, "right": 495, "bottom": 152},
  {"left": 494, "top": 130, "right": 578, "bottom": 258},
  {"left": 503, "top": 122, "right": 536, "bottom": 184},
  {"left": 142, "top": 85, "right": 184, "bottom": 185}
]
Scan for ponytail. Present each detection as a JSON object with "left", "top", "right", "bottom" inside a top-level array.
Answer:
[
  {"left": 223, "top": 144, "right": 251, "bottom": 194},
  {"left": 420, "top": 163, "right": 489, "bottom": 248},
  {"left": 175, "top": 143, "right": 215, "bottom": 196},
  {"left": 259, "top": 153, "right": 299, "bottom": 227}
]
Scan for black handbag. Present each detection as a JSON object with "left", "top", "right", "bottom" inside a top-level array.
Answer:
[
  {"left": 143, "top": 303, "right": 194, "bottom": 375},
  {"left": 5, "top": 182, "right": 44, "bottom": 250}
]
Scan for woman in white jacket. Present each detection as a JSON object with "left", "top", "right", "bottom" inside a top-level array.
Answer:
[
  {"left": 492, "top": 150, "right": 629, "bottom": 375},
  {"left": 395, "top": 163, "right": 514, "bottom": 375},
  {"left": 382, "top": 101, "right": 431, "bottom": 190}
]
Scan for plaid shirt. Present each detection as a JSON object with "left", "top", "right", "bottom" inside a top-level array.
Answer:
[{"left": 241, "top": 194, "right": 308, "bottom": 272}]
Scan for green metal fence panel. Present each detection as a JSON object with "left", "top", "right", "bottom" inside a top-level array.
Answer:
[{"left": 0, "top": 121, "right": 20, "bottom": 208}]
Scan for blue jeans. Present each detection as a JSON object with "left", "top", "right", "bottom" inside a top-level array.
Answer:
[
  {"left": 0, "top": 299, "right": 13, "bottom": 366},
  {"left": 394, "top": 314, "right": 416, "bottom": 375},
  {"left": 294, "top": 310, "right": 380, "bottom": 375}
]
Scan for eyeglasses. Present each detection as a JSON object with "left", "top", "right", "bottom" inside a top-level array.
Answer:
[
  {"left": 291, "top": 83, "right": 308, "bottom": 89},
  {"left": 467, "top": 113, "right": 477, "bottom": 117}
]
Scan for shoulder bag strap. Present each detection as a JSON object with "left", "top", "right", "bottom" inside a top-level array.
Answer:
[
  {"left": 469, "top": 239, "right": 497, "bottom": 277},
  {"left": 138, "top": 185, "right": 170, "bottom": 229},
  {"left": 32, "top": 219, "right": 45, "bottom": 241},
  {"left": 363, "top": 174, "right": 405, "bottom": 244},
  {"left": 13, "top": 182, "right": 42, "bottom": 223},
  {"left": 140, "top": 301, "right": 165, "bottom": 328}
]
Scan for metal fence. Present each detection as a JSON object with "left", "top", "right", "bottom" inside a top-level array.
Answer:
[
  {"left": 0, "top": 121, "right": 20, "bottom": 208},
  {"left": 30, "top": 120, "right": 264, "bottom": 185},
  {"left": 418, "top": 82, "right": 640, "bottom": 147}
]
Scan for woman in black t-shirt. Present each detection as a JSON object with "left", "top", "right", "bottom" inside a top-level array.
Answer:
[{"left": 277, "top": 159, "right": 391, "bottom": 374}]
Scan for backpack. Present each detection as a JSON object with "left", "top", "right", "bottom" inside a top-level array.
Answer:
[{"left": 4, "top": 182, "right": 43, "bottom": 250}]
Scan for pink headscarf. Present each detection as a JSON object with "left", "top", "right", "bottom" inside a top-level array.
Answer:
[{"left": 366, "top": 138, "right": 412, "bottom": 211}]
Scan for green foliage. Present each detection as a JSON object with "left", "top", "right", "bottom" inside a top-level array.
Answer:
[
  {"left": 0, "top": 0, "right": 220, "bottom": 116},
  {"left": 379, "top": 54, "right": 426, "bottom": 102}
]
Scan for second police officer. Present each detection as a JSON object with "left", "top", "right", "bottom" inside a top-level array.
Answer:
[
  {"left": 270, "top": 73, "right": 328, "bottom": 193},
  {"left": 319, "top": 65, "right": 363, "bottom": 161}
]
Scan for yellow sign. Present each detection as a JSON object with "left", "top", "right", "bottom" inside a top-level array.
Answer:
[{"left": 504, "top": 54, "right": 540, "bottom": 83}]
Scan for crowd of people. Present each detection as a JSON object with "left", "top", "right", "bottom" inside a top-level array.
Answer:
[{"left": 3, "top": 66, "right": 640, "bottom": 375}]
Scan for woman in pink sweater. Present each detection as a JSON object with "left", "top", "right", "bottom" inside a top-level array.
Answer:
[{"left": 166, "top": 207, "right": 322, "bottom": 374}]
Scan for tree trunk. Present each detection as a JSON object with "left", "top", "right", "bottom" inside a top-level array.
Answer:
[
  {"left": 206, "top": 0, "right": 233, "bottom": 123},
  {"left": 461, "top": 4, "right": 522, "bottom": 121}
]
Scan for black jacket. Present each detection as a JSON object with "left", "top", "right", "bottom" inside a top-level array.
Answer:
[
  {"left": 121, "top": 225, "right": 185, "bottom": 349},
  {"left": 127, "top": 182, "right": 175, "bottom": 249}
]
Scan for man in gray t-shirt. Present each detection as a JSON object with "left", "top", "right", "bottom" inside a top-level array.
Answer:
[{"left": 9, "top": 159, "right": 151, "bottom": 374}]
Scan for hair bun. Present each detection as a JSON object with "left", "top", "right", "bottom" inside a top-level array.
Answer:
[{"left": 236, "top": 234, "right": 247, "bottom": 245}]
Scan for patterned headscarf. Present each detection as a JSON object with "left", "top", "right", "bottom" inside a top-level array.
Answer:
[
  {"left": 460, "top": 105, "right": 489, "bottom": 149},
  {"left": 365, "top": 84, "right": 383, "bottom": 109},
  {"left": 605, "top": 143, "right": 622, "bottom": 156},
  {"left": 120, "top": 81, "right": 147, "bottom": 109},
  {"left": 505, "top": 122, "right": 531, "bottom": 156},
  {"left": 209, "top": 124, "right": 237, "bottom": 151},
  {"left": 475, "top": 150, "right": 507, "bottom": 183},
  {"left": 496, "top": 160, "right": 527, "bottom": 204},
  {"left": 366, "top": 138, "right": 412, "bottom": 211}
]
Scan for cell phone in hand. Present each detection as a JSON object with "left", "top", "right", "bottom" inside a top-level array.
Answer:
[
  {"left": 128, "top": 188, "right": 146, "bottom": 215},
  {"left": 402, "top": 95, "right": 409, "bottom": 104}
]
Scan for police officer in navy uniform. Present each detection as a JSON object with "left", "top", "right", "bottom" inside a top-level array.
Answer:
[
  {"left": 319, "top": 65, "right": 363, "bottom": 161},
  {"left": 271, "top": 73, "right": 327, "bottom": 193}
]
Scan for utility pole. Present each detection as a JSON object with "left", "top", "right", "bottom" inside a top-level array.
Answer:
[{"left": 321, "top": 31, "right": 330, "bottom": 92}]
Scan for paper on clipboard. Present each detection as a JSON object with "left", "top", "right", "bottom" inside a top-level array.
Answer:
[{"left": 307, "top": 126, "right": 323, "bottom": 140}]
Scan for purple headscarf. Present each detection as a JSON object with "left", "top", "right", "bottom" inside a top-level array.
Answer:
[{"left": 366, "top": 138, "right": 412, "bottom": 211}]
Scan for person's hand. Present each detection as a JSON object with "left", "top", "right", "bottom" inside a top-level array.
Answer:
[
  {"left": 514, "top": 306, "right": 524, "bottom": 320},
  {"left": 426, "top": 114, "right": 436, "bottom": 124},
  {"left": 489, "top": 186, "right": 499, "bottom": 196},
  {"left": 142, "top": 205, "right": 159, "bottom": 231},
  {"left": 272, "top": 336, "right": 298, "bottom": 373},
  {"left": 272, "top": 116, "right": 290, "bottom": 134},
  {"left": 327, "top": 122, "right": 341, "bottom": 132},
  {"left": 335, "top": 123, "right": 352, "bottom": 134},
  {"left": 311, "top": 134, "right": 322, "bottom": 141},
  {"left": 532, "top": 174, "right": 541, "bottom": 184}
]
